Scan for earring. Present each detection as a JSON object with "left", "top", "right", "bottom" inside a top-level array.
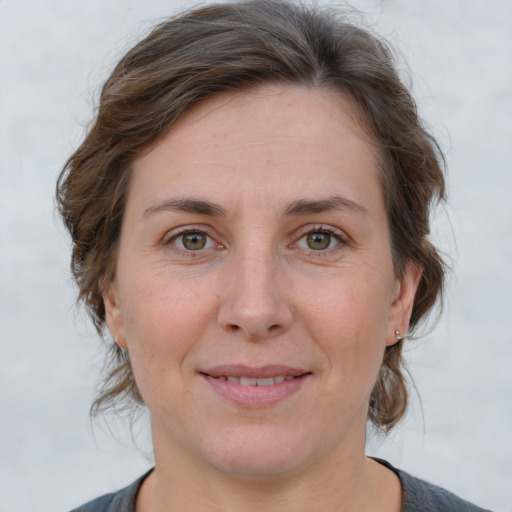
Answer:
[{"left": 395, "top": 330, "right": 403, "bottom": 342}]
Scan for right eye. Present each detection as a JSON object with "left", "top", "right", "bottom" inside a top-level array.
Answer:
[{"left": 168, "top": 230, "right": 217, "bottom": 252}]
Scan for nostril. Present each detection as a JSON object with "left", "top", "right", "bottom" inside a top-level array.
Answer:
[{"left": 225, "top": 322, "right": 281, "bottom": 337}]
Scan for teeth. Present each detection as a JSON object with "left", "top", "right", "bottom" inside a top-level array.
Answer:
[
  {"left": 218, "top": 375, "right": 293, "bottom": 385},
  {"left": 240, "top": 377, "right": 257, "bottom": 386},
  {"left": 256, "top": 377, "right": 274, "bottom": 386}
]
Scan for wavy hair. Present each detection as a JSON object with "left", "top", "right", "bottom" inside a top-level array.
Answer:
[{"left": 56, "top": 0, "right": 446, "bottom": 431}]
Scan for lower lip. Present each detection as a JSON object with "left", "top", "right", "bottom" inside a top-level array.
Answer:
[{"left": 203, "top": 375, "right": 309, "bottom": 407}]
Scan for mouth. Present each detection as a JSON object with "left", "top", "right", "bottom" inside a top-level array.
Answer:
[
  {"left": 200, "top": 364, "right": 310, "bottom": 383},
  {"left": 205, "top": 375, "right": 300, "bottom": 386},
  {"left": 200, "top": 365, "right": 311, "bottom": 407}
]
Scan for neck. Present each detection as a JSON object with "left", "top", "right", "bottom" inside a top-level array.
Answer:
[{"left": 137, "top": 421, "right": 401, "bottom": 512}]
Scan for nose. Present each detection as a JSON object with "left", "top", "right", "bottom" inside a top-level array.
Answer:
[{"left": 217, "top": 250, "right": 293, "bottom": 340}]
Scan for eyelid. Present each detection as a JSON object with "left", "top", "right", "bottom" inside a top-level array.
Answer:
[
  {"left": 162, "top": 223, "right": 349, "bottom": 257},
  {"left": 163, "top": 225, "right": 224, "bottom": 254},
  {"left": 291, "top": 224, "right": 348, "bottom": 253}
]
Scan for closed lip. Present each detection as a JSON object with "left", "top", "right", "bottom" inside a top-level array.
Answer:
[{"left": 200, "top": 364, "right": 310, "bottom": 379}]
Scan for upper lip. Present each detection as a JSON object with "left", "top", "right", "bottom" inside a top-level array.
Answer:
[{"left": 201, "top": 364, "right": 310, "bottom": 378}]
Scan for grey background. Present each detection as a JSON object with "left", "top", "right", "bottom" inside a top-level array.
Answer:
[{"left": 1, "top": 1, "right": 511, "bottom": 511}]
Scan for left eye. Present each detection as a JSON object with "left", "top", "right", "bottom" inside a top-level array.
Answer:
[
  {"left": 171, "top": 231, "right": 216, "bottom": 251},
  {"left": 295, "top": 231, "right": 340, "bottom": 251}
]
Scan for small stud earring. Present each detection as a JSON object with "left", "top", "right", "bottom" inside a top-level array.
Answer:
[{"left": 395, "top": 330, "right": 403, "bottom": 342}]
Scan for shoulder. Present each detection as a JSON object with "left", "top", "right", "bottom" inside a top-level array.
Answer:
[
  {"left": 398, "top": 469, "right": 493, "bottom": 512},
  {"left": 69, "top": 470, "right": 152, "bottom": 512},
  {"left": 375, "top": 459, "right": 492, "bottom": 512}
]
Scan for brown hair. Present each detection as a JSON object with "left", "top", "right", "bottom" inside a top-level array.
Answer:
[{"left": 56, "top": 0, "right": 446, "bottom": 431}]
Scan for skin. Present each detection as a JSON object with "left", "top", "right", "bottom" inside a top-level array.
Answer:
[{"left": 104, "top": 84, "right": 421, "bottom": 511}]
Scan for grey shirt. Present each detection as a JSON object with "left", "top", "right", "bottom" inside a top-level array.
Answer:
[{"left": 70, "top": 460, "right": 492, "bottom": 511}]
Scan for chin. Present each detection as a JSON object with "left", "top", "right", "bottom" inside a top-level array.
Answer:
[{"left": 201, "top": 427, "right": 316, "bottom": 480}]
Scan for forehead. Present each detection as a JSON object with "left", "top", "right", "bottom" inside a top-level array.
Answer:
[
  {"left": 130, "top": 84, "right": 382, "bottom": 214},
  {"left": 168, "top": 84, "right": 374, "bottom": 155}
]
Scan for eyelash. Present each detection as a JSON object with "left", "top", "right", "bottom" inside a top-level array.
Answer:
[
  {"left": 292, "top": 225, "right": 347, "bottom": 257},
  {"left": 163, "top": 224, "right": 347, "bottom": 257},
  {"left": 164, "top": 227, "right": 221, "bottom": 256}
]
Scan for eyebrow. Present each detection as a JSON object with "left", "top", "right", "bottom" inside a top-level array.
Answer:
[
  {"left": 284, "top": 195, "right": 368, "bottom": 217},
  {"left": 143, "top": 197, "right": 228, "bottom": 219},
  {"left": 142, "top": 194, "right": 368, "bottom": 220}
]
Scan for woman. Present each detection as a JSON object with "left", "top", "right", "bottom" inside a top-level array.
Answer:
[{"left": 57, "top": 1, "right": 490, "bottom": 510}]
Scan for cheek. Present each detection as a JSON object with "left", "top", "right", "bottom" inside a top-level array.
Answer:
[
  {"left": 302, "top": 268, "right": 393, "bottom": 339},
  {"left": 124, "top": 264, "right": 214, "bottom": 331},
  {"left": 120, "top": 270, "right": 217, "bottom": 388},
  {"left": 299, "top": 271, "right": 392, "bottom": 385}
]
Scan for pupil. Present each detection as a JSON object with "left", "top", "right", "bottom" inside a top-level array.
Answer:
[
  {"left": 183, "top": 233, "right": 206, "bottom": 250},
  {"left": 307, "top": 233, "right": 330, "bottom": 250}
]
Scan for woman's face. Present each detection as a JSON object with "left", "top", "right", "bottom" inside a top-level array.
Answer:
[{"left": 104, "top": 85, "right": 420, "bottom": 479}]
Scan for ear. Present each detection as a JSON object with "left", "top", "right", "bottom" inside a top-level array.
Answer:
[
  {"left": 103, "top": 280, "right": 128, "bottom": 349},
  {"left": 386, "top": 261, "right": 422, "bottom": 347}
]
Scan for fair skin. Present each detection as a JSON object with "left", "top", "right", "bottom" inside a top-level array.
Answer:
[{"left": 104, "top": 85, "right": 421, "bottom": 511}]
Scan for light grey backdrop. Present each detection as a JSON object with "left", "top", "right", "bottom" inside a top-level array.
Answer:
[{"left": 1, "top": 1, "right": 511, "bottom": 511}]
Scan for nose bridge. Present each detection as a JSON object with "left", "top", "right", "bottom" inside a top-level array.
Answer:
[{"left": 218, "top": 239, "right": 292, "bottom": 339}]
